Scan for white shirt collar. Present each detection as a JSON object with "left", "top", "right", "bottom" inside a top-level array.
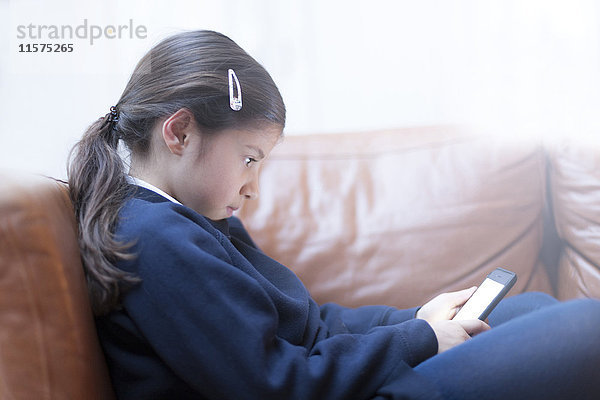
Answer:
[{"left": 127, "top": 176, "right": 182, "bottom": 205}]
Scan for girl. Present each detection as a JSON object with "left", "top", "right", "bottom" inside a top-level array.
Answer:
[{"left": 68, "top": 30, "right": 600, "bottom": 399}]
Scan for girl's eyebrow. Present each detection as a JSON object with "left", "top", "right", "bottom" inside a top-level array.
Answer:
[{"left": 245, "top": 145, "right": 265, "bottom": 159}]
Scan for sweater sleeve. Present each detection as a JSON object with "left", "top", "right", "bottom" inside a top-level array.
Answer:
[
  {"left": 228, "top": 217, "right": 425, "bottom": 336},
  {"left": 320, "top": 303, "right": 422, "bottom": 334},
  {"left": 115, "top": 205, "right": 441, "bottom": 400}
]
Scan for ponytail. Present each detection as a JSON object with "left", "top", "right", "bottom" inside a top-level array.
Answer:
[{"left": 68, "top": 114, "right": 139, "bottom": 316}]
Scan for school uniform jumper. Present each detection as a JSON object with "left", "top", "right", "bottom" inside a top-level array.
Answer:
[{"left": 96, "top": 187, "right": 443, "bottom": 399}]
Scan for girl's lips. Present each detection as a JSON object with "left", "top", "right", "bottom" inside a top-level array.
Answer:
[{"left": 226, "top": 206, "right": 238, "bottom": 217}]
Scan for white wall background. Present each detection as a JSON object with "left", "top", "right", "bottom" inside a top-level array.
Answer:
[{"left": 1, "top": 0, "right": 600, "bottom": 178}]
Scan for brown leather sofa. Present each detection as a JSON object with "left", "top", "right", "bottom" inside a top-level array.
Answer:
[
  {"left": 1, "top": 126, "right": 598, "bottom": 398},
  {"left": 240, "top": 126, "right": 600, "bottom": 307}
]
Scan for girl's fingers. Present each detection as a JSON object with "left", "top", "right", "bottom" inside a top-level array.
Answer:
[
  {"left": 447, "top": 286, "right": 477, "bottom": 307},
  {"left": 456, "top": 319, "right": 491, "bottom": 336}
]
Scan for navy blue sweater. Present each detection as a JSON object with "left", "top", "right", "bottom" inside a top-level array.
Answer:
[{"left": 96, "top": 187, "right": 442, "bottom": 399}]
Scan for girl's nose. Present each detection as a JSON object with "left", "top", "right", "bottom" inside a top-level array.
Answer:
[{"left": 241, "top": 176, "right": 259, "bottom": 200}]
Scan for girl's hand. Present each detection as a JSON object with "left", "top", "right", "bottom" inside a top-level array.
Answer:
[
  {"left": 416, "top": 287, "right": 477, "bottom": 323},
  {"left": 428, "top": 319, "right": 491, "bottom": 353}
]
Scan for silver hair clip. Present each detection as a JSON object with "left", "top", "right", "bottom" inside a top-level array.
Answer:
[{"left": 228, "top": 68, "right": 242, "bottom": 111}]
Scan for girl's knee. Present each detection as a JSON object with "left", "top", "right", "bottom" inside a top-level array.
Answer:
[
  {"left": 512, "top": 291, "right": 557, "bottom": 306},
  {"left": 564, "top": 298, "right": 600, "bottom": 321},
  {"left": 488, "top": 291, "right": 558, "bottom": 326}
]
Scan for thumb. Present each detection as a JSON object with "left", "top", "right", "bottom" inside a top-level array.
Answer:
[{"left": 456, "top": 319, "right": 491, "bottom": 337}]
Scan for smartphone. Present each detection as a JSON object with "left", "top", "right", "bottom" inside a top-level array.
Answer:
[{"left": 453, "top": 268, "right": 517, "bottom": 321}]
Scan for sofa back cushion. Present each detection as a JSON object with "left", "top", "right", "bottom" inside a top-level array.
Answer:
[
  {"left": 0, "top": 172, "right": 114, "bottom": 399},
  {"left": 238, "top": 126, "right": 552, "bottom": 309}
]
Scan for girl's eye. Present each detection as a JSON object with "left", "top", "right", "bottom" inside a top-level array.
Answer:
[{"left": 245, "top": 157, "right": 256, "bottom": 167}]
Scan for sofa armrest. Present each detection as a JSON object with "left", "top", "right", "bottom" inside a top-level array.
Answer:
[{"left": 548, "top": 139, "right": 600, "bottom": 299}]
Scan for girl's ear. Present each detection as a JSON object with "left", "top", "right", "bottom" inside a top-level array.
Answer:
[{"left": 161, "top": 109, "right": 195, "bottom": 155}]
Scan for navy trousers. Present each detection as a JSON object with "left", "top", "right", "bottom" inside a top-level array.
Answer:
[{"left": 415, "top": 292, "right": 600, "bottom": 400}]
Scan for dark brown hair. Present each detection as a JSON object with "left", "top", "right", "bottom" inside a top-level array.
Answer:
[{"left": 68, "top": 30, "right": 286, "bottom": 315}]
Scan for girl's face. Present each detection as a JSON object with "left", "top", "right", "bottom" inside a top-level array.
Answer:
[{"left": 175, "top": 123, "right": 282, "bottom": 220}]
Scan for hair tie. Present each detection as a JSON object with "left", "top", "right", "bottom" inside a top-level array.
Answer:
[{"left": 101, "top": 105, "right": 120, "bottom": 131}]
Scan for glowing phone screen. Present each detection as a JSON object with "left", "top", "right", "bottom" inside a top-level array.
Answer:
[{"left": 453, "top": 278, "right": 504, "bottom": 321}]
